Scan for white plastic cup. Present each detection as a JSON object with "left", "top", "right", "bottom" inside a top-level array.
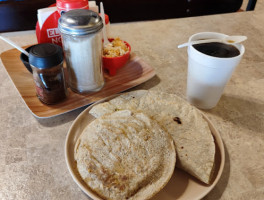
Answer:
[{"left": 186, "top": 32, "right": 245, "bottom": 109}]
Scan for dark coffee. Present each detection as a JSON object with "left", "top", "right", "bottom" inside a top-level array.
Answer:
[{"left": 193, "top": 42, "right": 240, "bottom": 58}]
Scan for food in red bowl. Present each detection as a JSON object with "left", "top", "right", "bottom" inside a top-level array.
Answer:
[{"left": 102, "top": 38, "right": 131, "bottom": 76}]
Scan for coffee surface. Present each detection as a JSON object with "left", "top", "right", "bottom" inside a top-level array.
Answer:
[{"left": 193, "top": 42, "right": 240, "bottom": 58}]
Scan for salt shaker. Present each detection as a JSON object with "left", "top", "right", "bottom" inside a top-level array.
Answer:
[
  {"left": 29, "top": 43, "right": 67, "bottom": 104},
  {"left": 58, "top": 9, "right": 104, "bottom": 94}
]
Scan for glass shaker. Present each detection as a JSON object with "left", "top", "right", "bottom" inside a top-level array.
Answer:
[
  {"left": 29, "top": 43, "right": 68, "bottom": 104},
  {"left": 58, "top": 9, "right": 105, "bottom": 94}
]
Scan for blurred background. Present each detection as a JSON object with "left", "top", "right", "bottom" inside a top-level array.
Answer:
[
  {"left": 0, "top": 0, "right": 256, "bottom": 32},
  {"left": 0, "top": 0, "right": 55, "bottom": 32}
]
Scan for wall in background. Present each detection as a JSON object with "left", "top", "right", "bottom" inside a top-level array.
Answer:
[{"left": 0, "top": 0, "right": 55, "bottom": 32}]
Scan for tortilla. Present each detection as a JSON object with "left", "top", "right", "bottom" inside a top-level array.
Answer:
[
  {"left": 75, "top": 110, "right": 176, "bottom": 200},
  {"left": 89, "top": 90, "right": 215, "bottom": 184}
]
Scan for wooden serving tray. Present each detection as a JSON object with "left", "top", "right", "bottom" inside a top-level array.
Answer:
[{"left": 0, "top": 47, "right": 155, "bottom": 118}]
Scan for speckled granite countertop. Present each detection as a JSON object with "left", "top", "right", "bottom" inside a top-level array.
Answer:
[{"left": 0, "top": 2, "right": 264, "bottom": 200}]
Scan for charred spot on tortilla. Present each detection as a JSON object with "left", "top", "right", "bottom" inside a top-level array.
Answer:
[
  {"left": 89, "top": 90, "right": 216, "bottom": 185},
  {"left": 75, "top": 110, "right": 176, "bottom": 200},
  {"left": 173, "top": 117, "right": 182, "bottom": 124}
]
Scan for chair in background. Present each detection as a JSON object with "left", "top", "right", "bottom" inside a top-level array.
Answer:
[
  {"left": 96, "top": 0, "right": 244, "bottom": 23},
  {"left": 246, "top": 0, "right": 257, "bottom": 10}
]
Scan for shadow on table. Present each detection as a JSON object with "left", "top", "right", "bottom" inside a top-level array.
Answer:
[
  {"left": 203, "top": 142, "right": 230, "bottom": 200},
  {"left": 35, "top": 106, "right": 88, "bottom": 127},
  {"left": 207, "top": 94, "right": 264, "bottom": 133},
  {"left": 131, "top": 75, "right": 161, "bottom": 91}
]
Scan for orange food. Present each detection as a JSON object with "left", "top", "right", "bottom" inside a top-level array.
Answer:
[{"left": 103, "top": 38, "right": 129, "bottom": 57}]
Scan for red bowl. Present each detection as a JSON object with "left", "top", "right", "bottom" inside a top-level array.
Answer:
[{"left": 102, "top": 38, "right": 131, "bottom": 76}]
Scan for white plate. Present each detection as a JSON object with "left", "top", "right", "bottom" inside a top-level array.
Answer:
[{"left": 65, "top": 95, "right": 225, "bottom": 200}]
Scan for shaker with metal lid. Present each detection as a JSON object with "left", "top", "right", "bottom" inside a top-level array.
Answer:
[
  {"left": 29, "top": 43, "right": 67, "bottom": 104},
  {"left": 58, "top": 9, "right": 104, "bottom": 94}
]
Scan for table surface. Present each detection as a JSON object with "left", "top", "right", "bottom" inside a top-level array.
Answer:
[{"left": 1, "top": 2, "right": 264, "bottom": 200}]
